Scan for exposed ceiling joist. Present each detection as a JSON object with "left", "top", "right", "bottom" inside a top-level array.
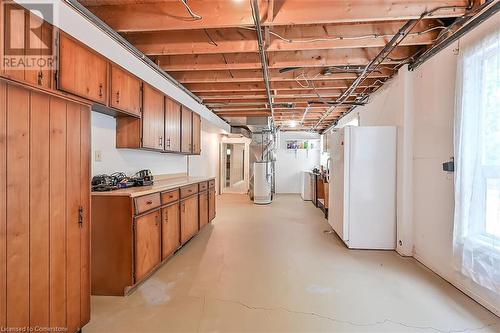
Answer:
[
  {"left": 155, "top": 46, "right": 418, "bottom": 71},
  {"left": 125, "top": 20, "right": 441, "bottom": 56},
  {"left": 81, "top": 0, "right": 468, "bottom": 31},
  {"left": 170, "top": 68, "right": 395, "bottom": 83}
]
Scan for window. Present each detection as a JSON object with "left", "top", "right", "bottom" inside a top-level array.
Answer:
[{"left": 453, "top": 25, "right": 500, "bottom": 294}]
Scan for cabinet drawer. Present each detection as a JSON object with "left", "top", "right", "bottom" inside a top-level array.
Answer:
[
  {"left": 180, "top": 184, "right": 198, "bottom": 198},
  {"left": 198, "top": 181, "right": 208, "bottom": 192},
  {"left": 208, "top": 179, "right": 215, "bottom": 188},
  {"left": 161, "top": 189, "right": 179, "bottom": 205},
  {"left": 134, "top": 193, "right": 161, "bottom": 215}
]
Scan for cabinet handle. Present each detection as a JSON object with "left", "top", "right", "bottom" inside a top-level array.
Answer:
[
  {"left": 116, "top": 91, "right": 120, "bottom": 103},
  {"left": 146, "top": 200, "right": 153, "bottom": 205},
  {"left": 159, "top": 136, "right": 163, "bottom": 147},
  {"left": 167, "top": 138, "right": 171, "bottom": 148},
  {"left": 98, "top": 84, "right": 103, "bottom": 98},
  {"left": 37, "top": 71, "right": 44, "bottom": 86},
  {"left": 182, "top": 203, "right": 185, "bottom": 213}
]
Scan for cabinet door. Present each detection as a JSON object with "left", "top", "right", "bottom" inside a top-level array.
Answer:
[
  {"left": 110, "top": 64, "right": 141, "bottom": 116},
  {"left": 3, "top": 3, "right": 26, "bottom": 81},
  {"left": 181, "top": 106, "right": 192, "bottom": 154},
  {"left": 192, "top": 112, "right": 201, "bottom": 155},
  {"left": 165, "top": 97, "right": 181, "bottom": 152},
  {"left": 199, "top": 192, "right": 209, "bottom": 229},
  {"left": 180, "top": 196, "right": 199, "bottom": 244},
  {"left": 24, "top": 11, "right": 52, "bottom": 89},
  {"left": 134, "top": 210, "right": 161, "bottom": 281},
  {"left": 209, "top": 188, "right": 216, "bottom": 222},
  {"left": 58, "top": 33, "right": 108, "bottom": 104},
  {"left": 142, "top": 84, "right": 165, "bottom": 150},
  {"left": 162, "top": 203, "right": 180, "bottom": 260}
]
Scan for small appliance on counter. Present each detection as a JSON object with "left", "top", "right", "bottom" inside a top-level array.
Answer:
[{"left": 91, "top": 169, "right": 154, "bottom": 192}]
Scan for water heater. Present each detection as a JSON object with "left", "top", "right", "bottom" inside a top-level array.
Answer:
[{"left": 253, "top": 161, "right": 272, "bottom": 204}]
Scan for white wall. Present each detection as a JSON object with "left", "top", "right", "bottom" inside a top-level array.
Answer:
[
  {"left": 329, "top": 12, "right": 500, "bottom": 315},
  {"left": 275, "top": 131, "right": 321, "bottom": 194},
  {"left": 411, "top": 13, "right": 500, "bottom": 315},
  {"left": 188, "top": 123, "right": 222, "bottom": 193}
]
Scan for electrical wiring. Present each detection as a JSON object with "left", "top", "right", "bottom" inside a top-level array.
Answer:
[
  {"left": 239, "top": 25, "right": 448, "bottom": 45},
  {"left": 268, "top": 26, "right": 448, "bottom": 44},
  {"left": 180, "top": 0, "right": 202, "bottom": 20},
  {"left": 312, "top": 2, "right": 475, "bottom": 131}
]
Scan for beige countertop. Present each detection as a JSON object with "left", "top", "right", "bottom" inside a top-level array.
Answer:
[{"left": 92, "top": 176, "right": 215, "bottom": 198}]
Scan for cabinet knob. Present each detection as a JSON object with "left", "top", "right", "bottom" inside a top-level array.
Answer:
[{"left": 98, "top": 84, "right": 103, "bottom": 98}]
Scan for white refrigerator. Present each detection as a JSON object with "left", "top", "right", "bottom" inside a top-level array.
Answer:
[{"left": 328, "top": 126, "right": 397, "bottom": 250}]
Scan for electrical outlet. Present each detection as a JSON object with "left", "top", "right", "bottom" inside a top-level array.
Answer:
[{"left": 94, "top": 150, "right": 102, "bottom": 162}]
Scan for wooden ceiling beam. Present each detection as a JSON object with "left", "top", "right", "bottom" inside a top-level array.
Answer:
[
  {"left": 81, "top": 0, "right": 467, "bottom": 31},
  {"left": 157, "top": 46, "right": 417, "bottom": 71},
  {"left": 170, "top": 67, "right": 395, "bottom": 83},
  {"left": 185, "top": 79, "right": 381, "bottom": 92},
  {"left": 199, "top": 88, "right": 369, "bottom": 100},
  {"left": 125, "top": 20, "right": 440, "bottom": 55}
]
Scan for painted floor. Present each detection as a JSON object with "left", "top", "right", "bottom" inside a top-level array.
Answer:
[{"left": 85, "top": 194, "right": 500, "bottom": 333}]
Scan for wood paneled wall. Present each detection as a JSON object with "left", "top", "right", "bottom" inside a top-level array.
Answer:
[{"left": 0, "top": 80, "right": 90, "bottom": 332}]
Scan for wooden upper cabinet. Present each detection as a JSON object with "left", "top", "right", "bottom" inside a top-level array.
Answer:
[
  {"left": 58, "top": 33, "right": 108, "bottom": 104},
  {"left": 192, "top": 112, "right": 201, "bottom": 155},
  {"left": 142, "top": 84, "right": 165, "bottom": 150},
  {"left": 2, "top": 4, "right": 53, "bottom": 88},
  {"left": 165, "top": 97, "right": 181, "bottom": 152},
  {"left": 110, "top": 64, "right": 141, "bottom": 117},
  {"left": 181, "top": 106, "right": 192, "bottom": 154},
  {"left": 3, "top": 3, "right": 26, "bottom": 81}
]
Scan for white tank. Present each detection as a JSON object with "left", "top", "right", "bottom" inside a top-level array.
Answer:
[{"left": 253, "top": 161, "right": 272, "bottom": 204}]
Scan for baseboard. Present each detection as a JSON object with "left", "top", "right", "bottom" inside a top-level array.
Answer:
[{"left": 413, "top": 254, "right": 500, "bottom": 317}]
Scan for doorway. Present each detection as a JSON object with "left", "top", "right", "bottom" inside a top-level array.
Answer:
[{"left": 221, "top": 142, "right": 249, "bottom": 194}]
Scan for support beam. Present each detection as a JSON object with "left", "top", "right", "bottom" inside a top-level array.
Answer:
[
  {"left": 170, "top": 67, "right": 395, "bottom": 83},
  {"left": 156, "top": 46, "right": 418, "bottom": 71},
  {"left": 186, "top": 80, "right": 379, "bottom": 92},
  {"left": 125, "top": 20, "right": 440, "bottom": 55},
  {"left": 82, "top": 0, "right": 468, "bottom": 31}
]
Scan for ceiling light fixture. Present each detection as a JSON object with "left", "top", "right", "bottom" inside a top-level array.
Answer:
[{"left": 288, "top": 120, "right": 298, "bottom": 128}]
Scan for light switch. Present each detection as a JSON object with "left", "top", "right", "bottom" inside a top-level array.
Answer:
[{"left": 94, "top": 150, "right": 102, "bottom": 162}]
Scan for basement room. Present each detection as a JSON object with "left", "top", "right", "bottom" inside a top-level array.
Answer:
[{"left": 0, "top": 0, "right": 499, "bottom": 332}]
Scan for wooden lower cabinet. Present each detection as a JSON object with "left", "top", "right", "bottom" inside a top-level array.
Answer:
[
  {"left": 0, "top": 80, "right": 91, "bottom": 332},
  {"left": 135, "top": 210, "right": 161, "bottom": 281},
  {"left": 180, "top": 195, "right": 199, "bottom": 244},
  {"left": 199, "top": 191, "right": 209, "bottom": 229},
  {"left": 209, "top": 188, "right": 216, "bottom": 222},
  {"left": 162, "top": 203, "right": 180, "bottom": 260},
  {"left": 91, "top": 178, "right": 215, "bottom": 296}
]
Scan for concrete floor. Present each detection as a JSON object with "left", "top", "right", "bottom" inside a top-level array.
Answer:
[{"left": 85, "top": 194, "right": 500, "bottom": 333}]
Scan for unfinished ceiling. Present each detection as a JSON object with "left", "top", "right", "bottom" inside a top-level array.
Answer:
[{"left": 77, "top": 0, "right": 479, "bottom": 132}]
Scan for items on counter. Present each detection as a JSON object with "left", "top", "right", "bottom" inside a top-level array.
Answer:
[{"left": 91, "top": 169, "right": 154, "bottom": 191}]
